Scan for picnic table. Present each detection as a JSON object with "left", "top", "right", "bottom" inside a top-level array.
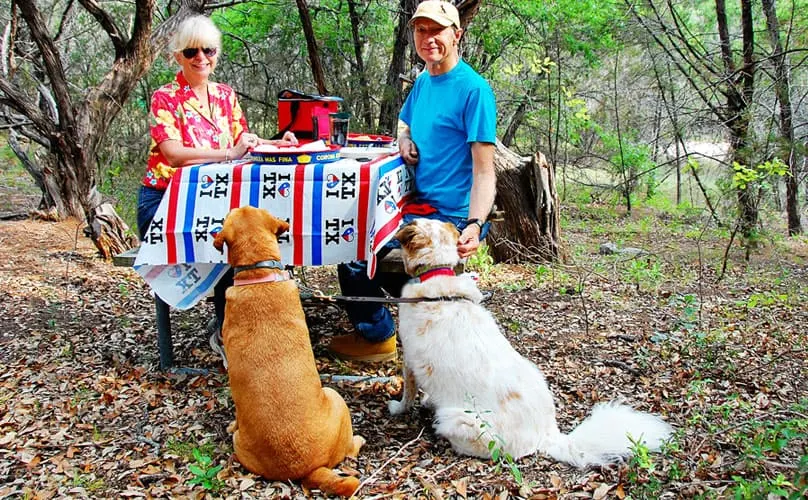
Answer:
[{"left": 123, "top": 153, "right": 413, "bottom": 370}]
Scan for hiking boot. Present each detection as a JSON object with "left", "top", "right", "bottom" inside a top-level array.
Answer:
[
  {"left": 207, "top": 317, "right": 228, "bottom": 370},
  {"left": 327, "top": 333, "right": 397, "bottom": 362}
]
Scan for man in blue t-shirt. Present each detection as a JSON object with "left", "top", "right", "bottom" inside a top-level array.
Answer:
[{"left": 328, "top": 0, "right": 497, "bottom": 362}]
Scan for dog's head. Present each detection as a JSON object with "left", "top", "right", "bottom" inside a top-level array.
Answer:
[
  {"left": 395, "top": 219, "right": 460, "bottom": 275},
  {"left": 213, "top": 206, "right": 289, "bottom": 266}
]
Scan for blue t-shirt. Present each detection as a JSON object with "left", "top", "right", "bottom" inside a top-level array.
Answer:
[{"left": 399, "top": 60, "right": 497, "bottom": 218}]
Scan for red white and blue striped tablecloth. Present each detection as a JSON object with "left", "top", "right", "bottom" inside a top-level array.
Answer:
[{"left": 134, "top": 154, "right": 412, "bottom": 309}]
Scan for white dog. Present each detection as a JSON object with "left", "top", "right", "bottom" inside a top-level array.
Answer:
[{"left": 388, "top": 219, "right": 672, "bottom": 467}]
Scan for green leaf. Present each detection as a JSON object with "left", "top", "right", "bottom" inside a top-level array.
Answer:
[{"left": 188, "top": 464, "right": 205, "bottom": 476}]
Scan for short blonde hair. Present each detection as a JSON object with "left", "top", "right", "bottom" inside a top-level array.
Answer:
[{"left": 169, "top": 15, "right": 221, "bottom": 53}]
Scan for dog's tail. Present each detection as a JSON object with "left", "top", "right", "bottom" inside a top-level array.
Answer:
[
  {"left": 543, "top": 401, "right": 672, "bottom": 468},
  {"left": 301, "top": 467, "right": 359, "bottom": 498}
]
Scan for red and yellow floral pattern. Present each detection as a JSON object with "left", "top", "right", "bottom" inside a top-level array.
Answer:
[{"left": 143, "top": 71, "right": 248, "bottom": 190}]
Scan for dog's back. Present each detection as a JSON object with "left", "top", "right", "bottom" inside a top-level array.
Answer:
[
  {"left": 393, "top": 218, "right": 672, "bottom": 467},
  {"left": 398, "top": 274, "right": 561, "bottom": 459},
  {"left": 214, "top": 207, "right": 364, "bottom": 496}
]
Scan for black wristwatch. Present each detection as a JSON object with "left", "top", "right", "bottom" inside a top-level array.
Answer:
[
  {"left": 464, "top": 218, "right": 490, "bottom": 240},
  {"left": 465, "top": 218, "right": 484, "bottom": 231}
]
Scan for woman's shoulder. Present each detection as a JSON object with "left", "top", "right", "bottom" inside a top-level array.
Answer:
[
  {"left": 151, "top": 79, "right": 182, "bottom": 100},
  {"left": 211, "top": 81, "right": 237, "bottom": 99}
]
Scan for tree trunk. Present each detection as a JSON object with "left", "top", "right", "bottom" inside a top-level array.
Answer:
[
  {"left": 378, "top": 0, "right": 418, "bottom": 134},
  {"left": 346, "top": 0, "right": 374, "bottom": 130},
  {"left": 295, "top": 0, "right": 328, "bottom": 95},
  {"left": 761, "top": 0, "right": 802, "bottom": 236},
  {"left": 487, "top": 140, "right": 563, "bottom": 263},
  {"left": 2, "top": 0, "right": 211, "bottom": 258},
  {"left": 721, "top": 0, "right": 757, "bottom": 240}
]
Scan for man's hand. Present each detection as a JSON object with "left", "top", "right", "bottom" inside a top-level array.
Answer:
[
  {"left": 457, "top": 224, "right": 481, "bottom": 258},
  {"left": 399, "top": 136, "right": 419, "bottom": 165}
]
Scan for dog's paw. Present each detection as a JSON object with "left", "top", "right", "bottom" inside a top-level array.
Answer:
[{"left": 388, "top": 399, "right": 408, "bottom": 416}]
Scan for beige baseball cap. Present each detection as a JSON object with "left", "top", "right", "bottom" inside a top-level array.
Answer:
[{"left": 409, "top": 1, "right": 460, "bottom": 28}]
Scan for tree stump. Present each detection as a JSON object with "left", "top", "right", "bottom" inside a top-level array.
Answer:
[
  {"left": 89, "top": 203, "right": 139, "bottom": 260},
  {"left": 487, "top": 140, "right": 564, "bottom": 263}
]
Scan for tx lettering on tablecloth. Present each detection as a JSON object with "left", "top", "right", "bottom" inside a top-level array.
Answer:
[{"left": 134, "top": 155, "right": 410, "bottom": 309}]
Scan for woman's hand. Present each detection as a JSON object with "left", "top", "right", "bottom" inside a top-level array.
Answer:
[
  {"left": 280, "top": 131, "right": 298, "bottom": 145},
  {"left": 258, "top": 131, "right": 299, "bottom": 147},
  {"left": 399, "top": 136, "right": 419, "bottom": 165},
  {"left": 233, "top": 133, "right": 260, "bottom": 158}
]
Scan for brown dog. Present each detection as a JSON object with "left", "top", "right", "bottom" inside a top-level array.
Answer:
[{"left": 213, "top": 206, "right": 364, "bottom": 497}]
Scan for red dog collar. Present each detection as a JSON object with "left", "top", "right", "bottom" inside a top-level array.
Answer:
[{"left": 416, "top": 267, "right": 456, "bottom": 282}]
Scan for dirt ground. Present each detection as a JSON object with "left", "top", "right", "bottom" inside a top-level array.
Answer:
[{"left": 1, "top": 208, "right": 806, "bottom": 498}]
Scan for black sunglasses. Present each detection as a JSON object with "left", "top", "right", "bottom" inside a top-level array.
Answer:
[{"left": 181, "top": 47, "right": 217, "bottom": 59}]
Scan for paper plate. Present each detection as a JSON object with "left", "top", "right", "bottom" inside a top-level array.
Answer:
[
  {"left": 347, "top": 133, "right": 395, "bottom": 147},
  {"left": 339, "top": 146, "right": 398, "bottom": 161},
  {"left": 250, "top": 144, "right": 341, "bottom": 165}
]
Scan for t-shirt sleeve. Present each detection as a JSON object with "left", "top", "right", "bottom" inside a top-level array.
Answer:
[
  {"left": 464, "top": 83, "right": 497, "bottom": 144},
  {"left": 399, "top": 80, "right": 421, "bottom": 128},
  {"left": 150, "top": 90, "right": 182, "bottom": 144}
]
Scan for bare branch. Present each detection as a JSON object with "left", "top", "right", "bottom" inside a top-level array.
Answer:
[
  {"left": 77, "top": 0, "right": 127, "bottom": 55},
  {"left": 54, "top": 0, "right": 76, "bottom": 42},
  {"left": 0, "top": 80, "right": 52, "bottom": 134},
  {"left": 14, "top": 0, "right": 75, "bottom": 133},
  {"left": 1, "top": 19, "right": 10, "bottom": 77}
]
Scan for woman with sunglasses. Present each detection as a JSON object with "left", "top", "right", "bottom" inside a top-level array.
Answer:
[{"left": 137, "top": 15, "right": 296, "bottom": 366}]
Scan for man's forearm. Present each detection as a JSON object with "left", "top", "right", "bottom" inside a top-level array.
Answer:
[{"left": 468, "top": 142, "right": 496, "bottom": 221}]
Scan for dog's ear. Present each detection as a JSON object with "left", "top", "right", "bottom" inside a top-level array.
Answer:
[
  {"left": 213, "top": 225, "right": 228, "bottom": 253},
  {"left": 395, "top": 222, "right": 418, "bottom": 248},
  {"left": 274, "top": 217, "right": 290, "bottom": 236},
  {"left": 264, "top": 212, "right": 290, "bottom": 236},
  {"left": 213, "top": 209, "right": 233, "bottom": 253},
  {"left": 444, "top": 222, "right": 461, "bottom": 241}
]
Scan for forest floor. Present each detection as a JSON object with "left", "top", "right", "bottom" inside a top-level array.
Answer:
[{"left": 1, "top": 190, "right": 807, "bottom": 499}]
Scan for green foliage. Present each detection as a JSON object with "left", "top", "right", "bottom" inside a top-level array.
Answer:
[
  {"left": 622, "top": 258, "right": 664, "bottom": 291},
  {"left": 71, "top": 471, "right": 105, "bottom": 492},
  {"left": 466, "top": 397, "right": 527, "bottom": 486},
  {"left": 534, "top": 265, "right": 551, "bottom": 283},
  {"left": 731, "top": 159, "right": 789, "bottom": 191},
  {"left": 742, "top": 291, "right": 791, "bottom": 309},
  {"left": 187, "top": 447, "right": 224, "bottom": 492},
  {"left": 670, "top": 293, "right": 699, "bottom": 332},
  {"left": 487, "top": 437, "right": 524, "bottom": 485},
  {"left": 500, "top": 280, "right": 528, "bottom": 292},
  {"left": 466, "top": 243, "right": 495, "bottom": 276},
  {"left": 624, "top": 435, "right": 664, "bottom": 498}
]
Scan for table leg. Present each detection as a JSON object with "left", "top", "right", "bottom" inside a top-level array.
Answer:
[{"left": 154, "top": 296, "right": 174, "bottom": 370}]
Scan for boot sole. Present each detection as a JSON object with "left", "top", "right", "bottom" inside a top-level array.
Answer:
[{"left": 328, "top": 350, "right": 397, "bottom": 363}]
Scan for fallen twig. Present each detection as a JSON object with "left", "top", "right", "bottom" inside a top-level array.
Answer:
[
  {"left": 351, "top": 427, "right": 425, "bottom": 499},
  {"left": 597, "top": 359, "right": 640, "bottom": 376}
]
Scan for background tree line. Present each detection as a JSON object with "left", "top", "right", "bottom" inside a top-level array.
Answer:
[{"left": 1, "top": 0, "right": 806, "bottom": 257}]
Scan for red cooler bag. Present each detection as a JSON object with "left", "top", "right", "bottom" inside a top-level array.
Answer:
[{"left": 276, "top": 89, "right": 342, "bottom": 142}]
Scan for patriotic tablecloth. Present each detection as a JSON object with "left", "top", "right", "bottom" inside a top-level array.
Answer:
[{"left": 135, "top": 154, "right": 412, "bottom": 309}]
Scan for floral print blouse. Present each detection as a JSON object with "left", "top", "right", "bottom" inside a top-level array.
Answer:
[{"left": 143, "top": 71, "right": 248, "bottom": 190}]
